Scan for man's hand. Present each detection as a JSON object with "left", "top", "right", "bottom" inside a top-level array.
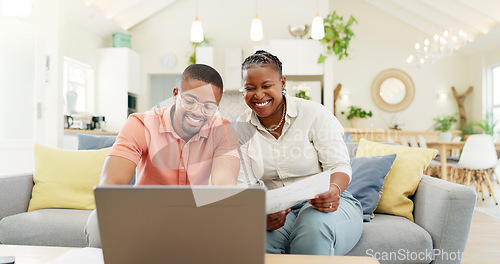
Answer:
[
  {"left": 266, "top": 209, "right": 291, "bottom": 231},
  {"left": 308, "top": 186, "right": 341, "bottom": 213}
]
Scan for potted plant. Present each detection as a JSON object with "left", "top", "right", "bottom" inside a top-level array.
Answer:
[
  {"left": 476, "top": 113, "right": 498, "bottom": 137},
  {"left": 433, "top": 115, "right": 458, "bottom": 141},
  {"left": 292, "top": 84, "right": 311, "bottom": 100},
  {"left": 317, "top": 11, "right": 357, "bottom": 63},
  {"left": 341, "top": 106, "right": 372, "bottom": 128},
  {"left": 460, "top": 123, "right": 480, "bottom": 141}
]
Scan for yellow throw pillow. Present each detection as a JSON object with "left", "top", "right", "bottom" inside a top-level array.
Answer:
[
  {"left": 28, "top": 144, "right": 111, "bottom": 211},
  {"left": 355, "top": 139, "right": 438, "bottom": 221}
]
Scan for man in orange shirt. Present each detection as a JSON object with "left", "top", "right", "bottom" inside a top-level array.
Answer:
[{"left": 85, "top": 64, "right": 240, "bottom": 247}]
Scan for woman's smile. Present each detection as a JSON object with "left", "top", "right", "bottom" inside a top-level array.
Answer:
[{"left": 253, "top": 99, "right": 272, "bottom": 110}]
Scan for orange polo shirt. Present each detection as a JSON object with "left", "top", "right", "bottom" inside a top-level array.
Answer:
[{"left": 108, "top": 106, "right": 239, "bottom": 185}]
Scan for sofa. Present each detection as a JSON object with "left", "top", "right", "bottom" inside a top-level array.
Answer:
[{"left": 0, "top": 142, "right": 477, "bottom": 264}]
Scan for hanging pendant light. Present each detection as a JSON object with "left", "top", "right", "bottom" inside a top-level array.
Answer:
[
  {"left": 311, "top": 12, "right": 325, "bottom": 40},
  {"left": 190, "top": 0, "right": 204, "bottom": 43},
  {"left": 250, "top": 14, "right": 263, "bottom": 41},
  {"left": 190, "top": 16, "right": 204, "bottom": 43}
]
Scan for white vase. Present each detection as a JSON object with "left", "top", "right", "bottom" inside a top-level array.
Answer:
[
  {"left": 350, "top": 117, "right": 361, "bottom": 128},
  {"left": 439, "top": 131, "right": 452, "bottom": 142}
]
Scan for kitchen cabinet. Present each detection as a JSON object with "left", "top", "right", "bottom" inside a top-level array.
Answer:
[
  {"left": 97, "top": 48, "right": 140, "bottom": 132},
  {"left": 265, "top": 39, "right": 324, "bottom": 76},
  {"left": 196, "top": 46, "right": 214, "bottom": 67}
]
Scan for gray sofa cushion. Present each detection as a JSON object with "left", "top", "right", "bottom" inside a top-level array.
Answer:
[
  {"left": 77, "top": 133, "right": 117, "bottom": 150},
  {"left": 77, "top": 133, "right": 136, "bottom": 185},
  {"left": 0, "top": 209, "right": 91, "bottom": 247},
  {"left": 0, "top": 174, "right": 33, "bottom": 220},
  {"left": 346, "top": 142, "right": 359, "bottom": 158},
  {"left": 346, "top": 142, "right": 399, "bottom": 158},
  {"left": 347, "top": 214, "right": 433, "bottom": 264}
]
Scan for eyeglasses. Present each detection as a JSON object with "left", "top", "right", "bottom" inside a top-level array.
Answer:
[{"left": 178, "top": 94, "right": 218, "bottom": 116}]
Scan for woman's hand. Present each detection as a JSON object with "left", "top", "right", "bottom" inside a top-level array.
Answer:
[
  {"left": 267, "top": 209, "right": 291, "bottom": 231},
  {"left": 308, "top": 186, "right": 341, "bottom": 213}
]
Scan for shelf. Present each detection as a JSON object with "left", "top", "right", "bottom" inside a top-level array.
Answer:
[
  {"left": 343, "top": 128, "right": 461, "bottom": 142},
  {"left": 64, "top": 129, "right": 118, "bottom": 136}
]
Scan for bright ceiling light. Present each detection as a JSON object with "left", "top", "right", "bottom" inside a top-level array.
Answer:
[
  {"left": 190, "top": 16, "right": 204, "bottom": 43},
  {"left": 250, "top": 14, "right": 263, "bottom": 41},
  {"left": 311, "top": 12, "right": 325, "bottom": 40}
]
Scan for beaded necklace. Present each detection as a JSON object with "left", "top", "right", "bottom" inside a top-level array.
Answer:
[{"left": 264, "top": 101, "right": 286, "bottom": 132}]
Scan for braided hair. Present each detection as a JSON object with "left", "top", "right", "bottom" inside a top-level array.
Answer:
[{"left": 241, "top": 50, "right": 283, "bottom": 77}]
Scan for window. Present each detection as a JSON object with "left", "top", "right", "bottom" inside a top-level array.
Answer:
[
  {"left": 63, "top": 58, "right": 93, "bottom": 114},
  {"left": 487, "top": 64, "right": 500, "bottom": 137}
]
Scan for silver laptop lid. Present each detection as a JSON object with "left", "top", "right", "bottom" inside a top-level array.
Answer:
[{"left": 94, "top": 186, "right": 266, "bottom": 264}]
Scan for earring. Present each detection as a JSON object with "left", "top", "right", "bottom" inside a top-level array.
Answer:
[{"left": 282, "top": 87, "right": 287, "bottom": 95}]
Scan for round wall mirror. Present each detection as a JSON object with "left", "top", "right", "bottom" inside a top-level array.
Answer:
[{"left": 371, "top": 68, "right": 415, "bottom": 112}]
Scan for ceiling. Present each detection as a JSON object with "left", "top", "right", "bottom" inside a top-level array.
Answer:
[
  {"left": 363, "top": 0, "right": 500, "bottom": 40},
  {"left": 73, "top": 0, "right": 500, "bottom": 51},
  {"left": 81, "top": 0, "right": 177, "bottom": 31}
]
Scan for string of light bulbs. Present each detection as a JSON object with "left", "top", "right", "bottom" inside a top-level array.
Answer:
[{"left": 407, "top": 27, "right": 469, "bottom": 66}]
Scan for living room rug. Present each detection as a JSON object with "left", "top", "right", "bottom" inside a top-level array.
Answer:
[{"left": 475, "top": 206, "right": 500, "bottom": 220}]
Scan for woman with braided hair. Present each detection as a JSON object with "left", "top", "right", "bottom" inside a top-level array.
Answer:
[{"left": 236, "top": 50, "right": 363, "bottom": 255}]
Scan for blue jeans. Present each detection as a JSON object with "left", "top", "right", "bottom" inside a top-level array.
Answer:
[{"left": 266, "top": 191, "right": 363, "bottom": 255}]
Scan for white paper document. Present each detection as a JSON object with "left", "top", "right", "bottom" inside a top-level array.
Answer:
[
  {"left": 266, "top": 171, "right": 330, "bottom": 214},
  {"left": 46, "top": 247, "right": 104, "bottom": 264}
]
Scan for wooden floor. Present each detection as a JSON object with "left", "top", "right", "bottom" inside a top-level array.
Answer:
[{"left": 459, "top": 174, "right": 500, "bottom": 264}]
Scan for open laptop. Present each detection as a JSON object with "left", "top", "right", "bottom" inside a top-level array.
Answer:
[{"left": 94, "top": 186, "right": 266, "bottom": 264}]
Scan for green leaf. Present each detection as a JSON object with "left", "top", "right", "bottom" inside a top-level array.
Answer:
[
  {"left": 325, "top": 28, "right": 335, "bottom": 39},
  {"left": 317, "top": 54, "right": 327, "bottom": 63},
  {"left": 333, "top": 43, "right": 341, "bottom": 54},
  {"left": 347, "top": 16, "right": 357, "bottom": 27},
  {"left": 317, "top": 10, "right": 357, "bottom": 61}
]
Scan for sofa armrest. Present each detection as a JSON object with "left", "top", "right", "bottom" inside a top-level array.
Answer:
[
  {"left": 413, "top": 175, "right": 476, "bottom": 264},
  {"left": 0, "top": 173, "right": 34, "bottom": 220}
]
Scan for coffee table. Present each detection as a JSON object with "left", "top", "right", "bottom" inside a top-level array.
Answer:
[{"left": 0, "top": 244, "right": 379, "bottom": 264}]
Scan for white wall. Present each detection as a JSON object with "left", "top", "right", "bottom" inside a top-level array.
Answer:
[{"left": 0, "top": 0, "right": 64, "bottom": 175}]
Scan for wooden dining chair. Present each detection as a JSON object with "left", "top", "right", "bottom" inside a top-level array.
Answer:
[
  {"left": 417, "top": 135, "right": 427, "bottom": 148},
  {"left": 449, "top": 136, "right": 462, "bottom": 160},
  {"left": 399, "top": 136, "right": 409, "bottom": 147},
  {"left": 408, "top": 136, "right": 419, "bottom": 148},
  {"left": 416, "top": 135, "right": 444, "bottom": 178}
]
